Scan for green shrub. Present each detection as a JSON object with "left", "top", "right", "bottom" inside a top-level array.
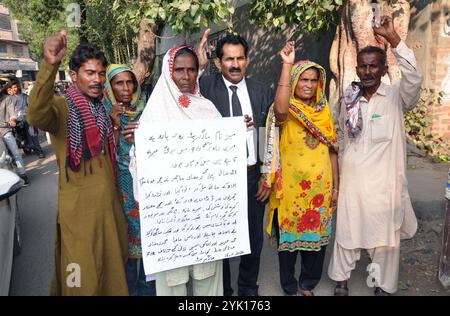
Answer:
[{"left": 404, "top": 89, "right": 450, "bottom": 162}]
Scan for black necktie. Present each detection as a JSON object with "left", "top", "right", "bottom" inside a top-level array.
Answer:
[
  {"left": 229, "top": 85, "right": 249, "bottom": 158},
  {"left": 229, "top": 85, "right": 243, "bottom": 117}
]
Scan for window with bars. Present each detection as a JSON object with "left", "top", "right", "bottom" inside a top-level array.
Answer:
[
  {"left": 0, "top": 14, "right": 11, "bottom": 30},
  {"left": 12, "top": 45, "right": 23, "bottom": 57},
  {"left": 0, "top": 42, "right": 6, "bottom": 53}
]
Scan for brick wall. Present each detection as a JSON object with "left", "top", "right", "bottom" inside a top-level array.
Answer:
[{"left": 429, "top": 1, "right": 450, "bottom": 138}]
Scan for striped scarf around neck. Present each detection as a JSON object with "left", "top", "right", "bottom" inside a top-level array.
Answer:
[
  {"left": 343, "top": 81, "right": 364, "bottom": 140},
  {"left": 65, "top": 84, "right": 116, "bottom": 181}
]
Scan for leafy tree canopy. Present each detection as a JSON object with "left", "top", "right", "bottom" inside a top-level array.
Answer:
[
  {"left": 248, "top": 0, "right": 342, "bottom": 35},
  {"left": 101, "top": 0, "right": 235, "bottom": 34},
  {"left": 2, "top": 0, "right": 342, "bottom": 67}
]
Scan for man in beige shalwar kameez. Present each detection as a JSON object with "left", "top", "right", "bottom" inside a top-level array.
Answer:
[
  {"left": 328, "top": 16, "right": 423, "bottom": 296},
  {"left": 28, "top": 31, "right": 128, "bottom": 295}
]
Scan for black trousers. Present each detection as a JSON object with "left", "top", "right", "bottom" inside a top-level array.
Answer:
[
  {"left": 274, "top": 209, "right": 327, "bottom": 294},
  {"left": 223, "top": 167, "right": 265, "bottom": 296}
]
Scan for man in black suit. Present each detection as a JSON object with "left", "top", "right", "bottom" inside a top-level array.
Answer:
[{"left": 199, "top": 32, "right": 274, "bottom": 296}]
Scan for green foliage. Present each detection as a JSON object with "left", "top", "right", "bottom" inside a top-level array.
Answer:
[
  {"left": 85, "top": 0, "right": 235, "bottom": 65},
  {"left": 3, "top": 0, "right": 235, "bottom": 67},
  {"left": 108, "top": 0, "right": 234, "bottom": 35},
  {"left": 248, "top": 0, "right": 342, "bottom": 35},
  {"left": 3, "top": 0, "right": 342, "bottom": 68},
  {"left": 84, "top": 0, "right": 136, "bottom": 65},
  {"left": 404, "top": 89, "right": 450, "bottom": 162}
]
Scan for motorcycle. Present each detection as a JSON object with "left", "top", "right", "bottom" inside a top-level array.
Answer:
[
  {"left": 1, "top": 120, "right": 32, "bottom": 156},
  {"left": 0, "top": 138, "right": 23, "bottom": 295},
  {"left": 12, "top": 120, "right": 32, "bottom": 155}
]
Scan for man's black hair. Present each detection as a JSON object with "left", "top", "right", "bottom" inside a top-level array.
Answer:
[
  {"left": 174, "top": 47, "right": 199, "bottom": 71},
  {"left": 358, "top": 46, "right": 387, "bottom": 67},
  {"left": 8, "top": 80, "right": 21, "bottom": 93},
  {"left": 69, "top": 42, "right": 108, "bottom": 72},
  {"left": 215, "top": 33, "right": 249, "bottom": 60}
]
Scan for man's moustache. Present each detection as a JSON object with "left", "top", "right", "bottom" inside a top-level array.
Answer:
[
  {"left": 363, "top": 77, "right": 375, "bottom": 80},
  {"left": 230, "top": 68, "right": 241, "bottom": 73}
]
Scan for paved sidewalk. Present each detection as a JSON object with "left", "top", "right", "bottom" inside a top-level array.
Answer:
[
  {"left": 229, "top": 157, "right": 450, "bottom": 296},
  {"left": 10, "top": 140, "right": 450, "bottom": 296}
]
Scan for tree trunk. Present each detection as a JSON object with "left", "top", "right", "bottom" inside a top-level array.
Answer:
[
  {"left": 78, "top": 0, "right": 88, "bottom": 43},
  {"left": 132, "top": 19, "right": 158, "bottom": 86},
  {"left": 329, "top": 0, "right": 411, "bottom": 110}
]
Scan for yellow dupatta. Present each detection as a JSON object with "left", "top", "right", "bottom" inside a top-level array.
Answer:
[
  {"left": 288, "top": 60, "right": 336, "bottom": 146},
  {"left": 262, "top": 60, "right": 336, "bottom": 191}
]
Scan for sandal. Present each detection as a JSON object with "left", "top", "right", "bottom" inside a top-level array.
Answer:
[
  {"left": 298, "top": 288, "right": 315, "bottom": 296},
  {"left": 374, "top": 287, "right": 390, "bottom": 296},
  {"left": 334, "top": 283, "right": 349, "bottom": 296}
]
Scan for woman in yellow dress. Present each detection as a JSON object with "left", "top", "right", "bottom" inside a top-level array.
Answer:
[{"left": 257, "top": 41, "right": 339, "bottom": 296}]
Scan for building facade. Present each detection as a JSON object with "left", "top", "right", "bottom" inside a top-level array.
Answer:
[{"left": 0, "top": 4, "right": 38, "bottom": 81}]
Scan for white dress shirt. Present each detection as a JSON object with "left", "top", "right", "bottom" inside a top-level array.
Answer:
[{"left": 222, "top": 76, "right": 257, "bottom": 166}]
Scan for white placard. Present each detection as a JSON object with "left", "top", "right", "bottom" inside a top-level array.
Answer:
[{"left": 135, "top": 117, "right": 250, "bottom": 275}]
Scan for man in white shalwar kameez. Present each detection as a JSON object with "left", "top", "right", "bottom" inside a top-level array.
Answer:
[{"left": 328, "top": 16, "right": 423, "bottom": 296}]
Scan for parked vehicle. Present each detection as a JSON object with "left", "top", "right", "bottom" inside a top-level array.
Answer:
[
  {"left": 0, "top": 138, "right": 22, "bottom": 295},
  {"left": 1, "top": 120, "right": 32, "bottom": 160},
  {"left": 0, "top": 73, "right": 15, "bottom": 89},
  {"left": 54, "top": 80, "right": 70, "bottom": 96}
]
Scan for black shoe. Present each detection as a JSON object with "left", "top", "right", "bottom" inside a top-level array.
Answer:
[
  {"left": 38, "top": 151, "right": 45, "bottom": 159},
  {"left": 283, "top": 290, "right": 298, "bottom": 296},
  {"left": 374, "top": 287, "right": 390, "bottom": 296},
  {"left": 19, "top": 174, "right": 29, "bottom": 187},
  {"left": 334, "top": 282, "right": 349, "bottom": 296}
]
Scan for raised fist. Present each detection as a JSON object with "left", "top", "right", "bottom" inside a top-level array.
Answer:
[
  {"left": 373, "top": 16, "right": 395, "bottom": 38},
  {"left": 280, "top": 41, "right": 295, "bottom": 65},
  {"left": 197, "top": 28, "right": 212, "bottom": 71},
  {"left": 43, "top": 30, "right": 67, "bottom": 65},
  {"left": 373, "top": 15, "right": 401, "bottom": 47}
]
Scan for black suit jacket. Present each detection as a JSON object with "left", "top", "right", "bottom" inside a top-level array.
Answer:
[{"left": 199, "top": 74, "right": 274, "bottom": 165}]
